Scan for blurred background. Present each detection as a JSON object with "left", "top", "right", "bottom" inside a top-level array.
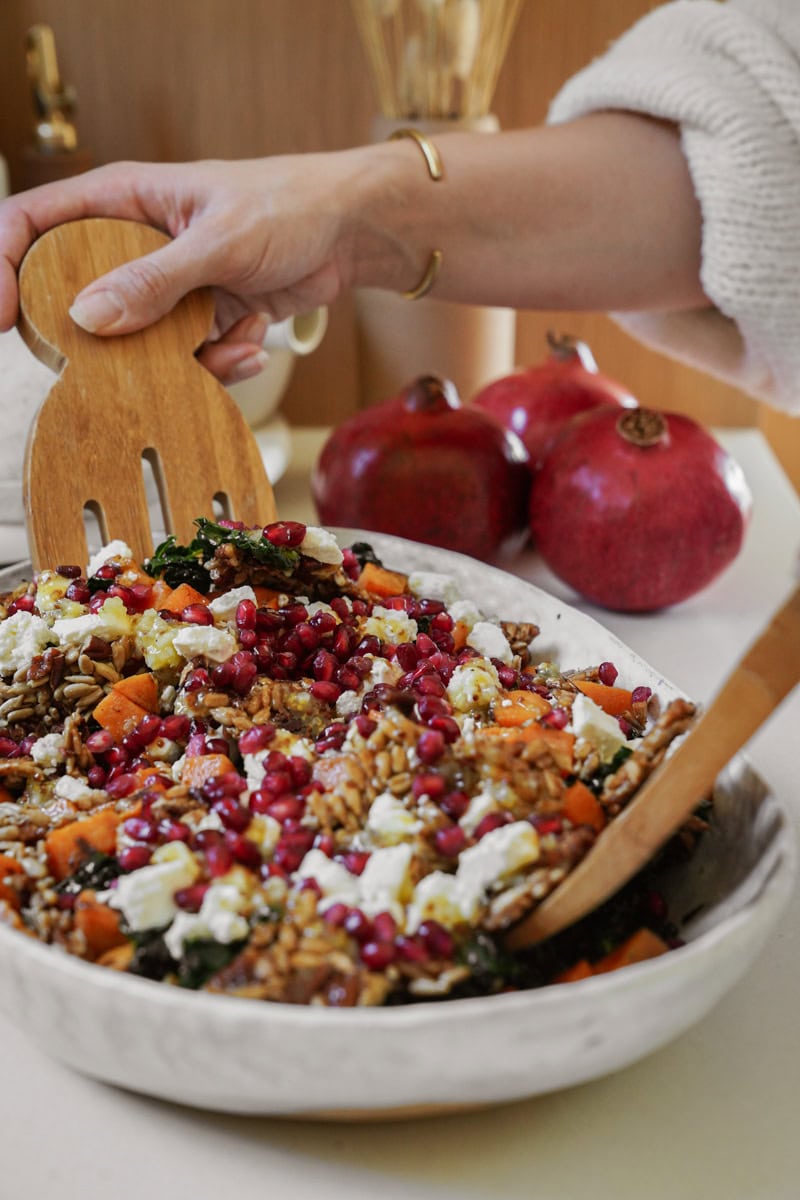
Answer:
[{"left": 0, "top": 0, "right": 796, "bottom": 490}]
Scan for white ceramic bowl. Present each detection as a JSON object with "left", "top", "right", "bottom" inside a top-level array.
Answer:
[{"left": 0, "top": 534, "right": 794, "bottom": 1117}]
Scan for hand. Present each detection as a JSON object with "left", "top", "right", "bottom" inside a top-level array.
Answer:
[{"left": 0, "top": 156, "right": 359, "bottom": 382}]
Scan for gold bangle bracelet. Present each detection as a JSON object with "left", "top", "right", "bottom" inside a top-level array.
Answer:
[{"left": 389, "top": 127, "right": 444, "bottom": 301}]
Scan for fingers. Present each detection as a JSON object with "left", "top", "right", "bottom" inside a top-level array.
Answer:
[
  {"left": 197, "top": 311, "right": 270, "bottom": 383},
  {"left": 68, "top": 226, "right": 220, "bottom": 335}
]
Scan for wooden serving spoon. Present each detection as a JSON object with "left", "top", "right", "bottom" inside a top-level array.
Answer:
[
  {"left": 18, "top": 217, "right": 276, "bottom": 572},
  {"left": 505, "top": 583, "right": 800, "bottom": 949}
]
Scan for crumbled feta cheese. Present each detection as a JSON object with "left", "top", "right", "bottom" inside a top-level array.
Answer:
[
  {"left": 305, "top": 601, "right": 338, "bottom": 620},
  {"left": 457, "top": 822, "right": 540, "bottom": 902},
  {"left": 447, "top": 658, "right": 500, "bottom": 712},
  {"left": 31, "top": 732, "right": 67, "bottom": 770},
  {"left": 458, "top": 790, "right": 498, "bottom": 836},
  {"left": 163, "top": 881, "right": 249, "bottom": 960},
  {"left": 134, "top": 610, "right": 183, "bottom": 671},
  {"left": 363, "top": 606, "right": 418, "bottom": 645},
  {"left": 296, "top": 849, "right": 362, "bottom": 908},
  {"left": 358, "top": 843, "right": 414, "bottom": 916},
  {"left": 407, "top": 571, "right": 459, "bottom": 605},
  {"left": 33, "top": 570, "right": 70, "bottom": 615},
  {"left": 300, "top": 526, "right": 344, "bottom": 565},
  {"left": 53, "top": 775, "right": 96, "bottom": 804},
  {"left": 336, "top": 655, "right": 402, "bottom": 719},
  {"left": 571, "top": 693, "right": 628, "bottom": 763},
  {"left": 172, "top": 625, "right": 237, "bottom": 663},
  {"left": 467, "top": 621, "right": 514, "bottom": 664},
  {"left": 52, "top": 596, "right": 133, "bottom": 645},
  {"left": 87, "top": 540, "right": 134, "bottom": 578},
  {"left": 448, "top": 599, "right": 483, "bottom": 631},
  {"left": 407, "top": 822, "right": 540, "bottom": 931},
  {"left": 246, "top": 814, "right": 282, "bottom": 856},
  {"left": 208, "top": 585, "right": 257, "bottom": 623},
  {"left": 406, "top": 871, "right": 464, "bottom": 931},
  {"left": 100, "top": 842, "right": 199, "bottom": 932},
  {"left": 366, "top": 792, "right": 423, "bottom": 844},
  {"left": 0, "top": 611, "right": 56, "bottom": 674}
]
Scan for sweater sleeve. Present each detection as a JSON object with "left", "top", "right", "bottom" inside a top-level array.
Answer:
[{"left": 547, "top": 0, "right": 800, "bottom": 414}]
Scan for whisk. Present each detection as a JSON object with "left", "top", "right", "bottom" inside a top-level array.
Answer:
[{"left": 350, "top": 0, "right": 524, "bottom": 121}]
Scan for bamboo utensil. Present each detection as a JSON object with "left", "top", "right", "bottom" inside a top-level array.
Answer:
[
  {"left": 350, "top": 0, "right": 524, "bottom": 120},
  {"left": 18, "top": 217, "right": 276, "bottom": 572},
  {"left": 505, "top": 583, "right": 800, "bottom": 949}
]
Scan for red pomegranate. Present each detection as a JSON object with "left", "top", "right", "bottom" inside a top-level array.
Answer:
[
  {"left": 472, "top": 332, "right": 637, "bottom": 469},
  {"left": 312, "top": 375, "right": 530, "bottom": 562},
  {"left": 529, "top": 406, "right": 752, "bottom": 612}
]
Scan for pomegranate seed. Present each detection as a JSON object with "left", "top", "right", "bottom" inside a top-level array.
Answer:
[
  {"left": 431, "top": 631, "right": 455, "bottom": 654},
  {"left": 394, "top": 642, "right": 419, "bottom": 672},
  {"left": 330, "top": 597, "right": 351, "bottom": 621},
  {"left": 87, "top": 765, "right": 107, "bottom": 788},
  {"left": 474, "top": 812, "right": 513, "bottom": 840},
  {"left": 332, "top": 625, "right": 356, "bottom": 659},
  {"left": 128, "top": 583, "right": 154, "bottom": 612},
  {"left": 211, "top": 660, "right": 235, "bottom": 689},
  {"left": 632, "top": 686, "right": 653, "bottom": 704},
  {"left": 237, "top": 724, "right": 275, "bottom": 755},
  {"left": 205, "top": 841, "right": 235, "bottom": 876},
  {"left": 55, "top": 563, "right": 82, "bottom": 578},
  {"left": 283, "top": 603, "right": 309, "bottom": 627},
  {"left": 8, "top": 594, "right": 36, "bottom": 615},
  {"left": 202, "top": 771, "right": 247, "bottom": 800},
  {"left": 530, "top": 814, "right": 563, "bottom": 835},
  {"left": 118, "top": 845, "right": 153, "bottom": 871},
  {"left": 395, "top": 935, "right": 430, "bottom": 963},
  {"left": 341, "top": 547, "right": 360, "bottom": 579},
  {"left": 417, "top": 695, "right": 452, "bottom": 722},
  {"left": 159, "top": 819, "right": 192, "bottom": 842},
  {"left": 236, "top": 599, "right": 257, "bottom": 630},
  {"left": 360, "top": 940, "right": 396, "bottom": 969},
  {"left": 88, "top": 593, "right": 108, "bottom": 614},
  {"left": 312, "top": 649, "right": 338, "bottom": 682},
  {"left": 212, "top": 796, "right": 252, "bottom": 832},
  {"left": 343, "top": 908, "right": 373, "bottom": 943},
  {"left": 323, "top": 901, "right": 350, "bottom": 926},
  {"left": 430, "top": 610, "right": 453, "bottom": 631},
  {"left": 309, "top": 610, "right": 337, "bottom": 633},
  {"left": 543, "top": 706, "right": 570, "bottom": 729},
  {"left": 618, "top": 718, "right": 634, "bottom": 738},
  {"left": 231, "top": 654, "right": 258, "bottom": 695},
  {"left": 338, "top": 850, "right": 370, "bottom": 876},
  {"left": 17, "top": 734, "right": 37, "bottom": 756},
  {"left": 264, "top": 750, "right": 289, "bottom": 772},
  {"left": 415, "top": 729, "right": 446, "bottom": 765},
  {"left": 123, "top": 815, "right": 159, "bottom": 841},
  {"left": 239, "top": 628, "right": 257, "bottom": 650},
  {"left": 428, "top": 715, "right": 461, "bottom": 744},
  {"left": 294, "top": 622, "right": 321, "bottom": 652},
  {"left": 354, "top": 714, "right": 377, "bottom": 738},
  {"left": 65, "top": 581, "right": 91, "bottom": 604},
  {"left": 440, "top": 789, "right": 469, "bottom": 820},
  {"left": 497, "top": 665, "right": 518, "bottom": 689},
  {"left": 184, "top": 668, "right": 211, "bottom": 692},
  {"left": 372, "top": 911, "right": 397, "bottom": 942},
  {"left": 103, "top": 745, "right": 130, "bottom": 767},
  {"left": 0, "top": 736, "right": 19, "bottom": 757},
  {"left": 412, "top": 772, "right": 446, "bottom": 800},
  {"left": 263, "top": 520, "right": 306, "bottom": 548},
  {"left": 415, "top": 632, "right": 437, "bottom": 658},
  {"left": 644, "top": 889, "right": 668, "bottom": 921},
  {"left": 85, "top": 729, "right": 115, "bottom": 754},
  {"left": 159, "top": 713, "right": 191, "bottom": 742},
  {"left": 417, "top": 920, "right": 455, "bottom": 959},
  {"left": 174, "top": 883, "right": 210, "bottom": 912},
  {"left": 224, "top": 829, "right": 261, "bottom": 868},
  {"left": 598, "top": 661, "right": 619, "bottom": 686},
  {"left": 106, "top": 773, "right": 138, "bottom": 799},
  {"left": 94, "top": 564, "right": 118, "bottom": 581},
  {"left": 181, "top": 603, "right": 214, "bottom": 626},
  {"left": 217, "top": 519, "right": 246, "bottom": 530},
  {"left": 134, "top": 713, "right": 163, "bottom": 747},
  {"left": 313, "top": 832, "right": 335, "bottom": 856},
  {"left": 106, "top": 583, "right": 137, "bottom": 612},
  {"left": 434, "top": 825, "right": 466, "bottom": 856},
  {"left": 311, "top": 680, "right": 342, "bottom": 704},
  {"left": 264, "top": 795, "right": 305, "bottom": 824}
]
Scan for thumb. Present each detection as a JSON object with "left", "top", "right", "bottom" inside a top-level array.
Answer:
[{"left": 68, "top": 232, "right": 210, "bottom": 335}]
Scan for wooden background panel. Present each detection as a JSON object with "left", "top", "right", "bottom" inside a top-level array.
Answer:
[{"left": 2, "top": 0, "right": 794, "bottom": 485}]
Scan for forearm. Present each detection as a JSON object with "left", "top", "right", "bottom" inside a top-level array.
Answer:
[{"left": 352, "top": 112, "right": 707, "bottom": 313}]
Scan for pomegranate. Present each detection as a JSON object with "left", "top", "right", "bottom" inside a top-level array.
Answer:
[
  {"left": 472, "top": 332, "right": 637, "bottom": 469},
  {"left": 529, "top": 407, "right": 752, "bottom": 612},
  {"left": 312, "top": 375, "right": 530, "bottom": 562}
]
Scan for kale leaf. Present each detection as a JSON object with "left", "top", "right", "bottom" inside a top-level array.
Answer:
[{"left": 177, "top": 937, "right": 246, "bottom": 990}]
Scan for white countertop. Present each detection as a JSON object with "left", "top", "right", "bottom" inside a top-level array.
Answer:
[{"left": 3, "top": 426, "right": 799, "bottom": 1199}]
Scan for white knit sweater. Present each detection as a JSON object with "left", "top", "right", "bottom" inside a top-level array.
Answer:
[{"left": 548, "top": 0, "right": 800, "bottom": 414}]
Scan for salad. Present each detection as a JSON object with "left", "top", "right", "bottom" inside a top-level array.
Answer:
[{"left": 0, "top": 519, "right": 699, "bottom": 1005}]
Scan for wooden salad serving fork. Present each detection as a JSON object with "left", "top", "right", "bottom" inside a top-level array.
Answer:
[{"left": 18, "top": 217, "right": 276, "bottom": 572}]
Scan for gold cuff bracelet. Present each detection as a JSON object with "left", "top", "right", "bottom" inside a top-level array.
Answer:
[{"left": 389, "top": 127, "right": 444, "bottom": 301}]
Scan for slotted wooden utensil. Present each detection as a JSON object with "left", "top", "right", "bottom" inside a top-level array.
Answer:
[
  {"left": 18, "top": 217, "right": 276, "bottom": 572},
  {"left": 505, "top": 583, "right": 800, "bottom": 949}
]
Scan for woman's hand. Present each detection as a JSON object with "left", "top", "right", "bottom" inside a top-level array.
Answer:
[{"left": 0, "top": 155, "right": 362, "bottom": 382}]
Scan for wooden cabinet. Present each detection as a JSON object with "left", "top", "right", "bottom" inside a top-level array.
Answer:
[{"left": 0, "top": 0, "right": 796, "bottom": 488}]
